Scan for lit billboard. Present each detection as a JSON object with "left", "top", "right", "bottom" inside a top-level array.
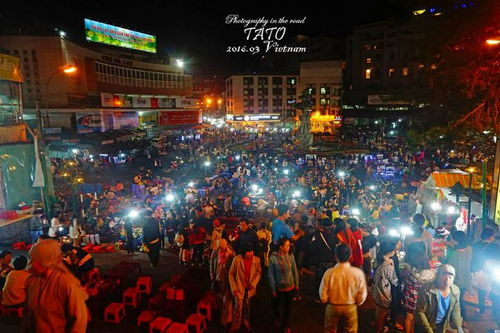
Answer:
[{"left": 84, "top": 19, "right": 156, "bottom": 53}]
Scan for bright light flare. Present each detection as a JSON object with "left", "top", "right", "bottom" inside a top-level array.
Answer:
[
  {"left": 351, "top": 208, "right": 361, "bottom": 216},
  {"left": 293, "top": 190, "right": 301, "bottom": 198},
  {"left": 165, "top": 193, "right": 175, "bottom": 202},
  {"left": 283, "top": 169, "right": 289, "bottom": 175},
  {"left": 128, "top": 210, "right": 139, "bottom": 218},
  {"left": 337, "top": 171, "right": 346, "bottom": 178},
  {"left": 431, "top": 202, "right": 441, "bottom": 211},
  {"left": 447, "top": 206, "right": 458, "bottom": 215},
  {"left": 486, "top": 39, "right": 500, "bottom": 46},
  {"left": 63, "top": 66, "right": 77, "bottom": 73}
]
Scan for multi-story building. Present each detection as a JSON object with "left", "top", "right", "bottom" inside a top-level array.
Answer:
[
  {"left": 299, "top": 61, "right": 343, "bottom": 133},
  {"left": 225, "top": 74, "right": 298, "bottom": 125},
  {"left": 343, "top": 21, "right": 425, "bottom": 124},
  {"left": 0, "top": 35, "right": 196, "bottom": 133}
]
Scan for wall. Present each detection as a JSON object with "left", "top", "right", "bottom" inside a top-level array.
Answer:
[{"left": 0, "top": 143, "right": 47, "bottom": 210}]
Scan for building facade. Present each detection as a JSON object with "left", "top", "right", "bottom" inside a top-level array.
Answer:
[
  {"left": 0, "top": 35, "right": 196, "bottom": 132},
  {"left": 343, "top": 21, "right": 425, "bottom": 123},
  {"left": 299, "top": 61, "right": 343, "bottom": 133},
  {"left": 225, "top": 74, "right": 298, "bottom": 125}
]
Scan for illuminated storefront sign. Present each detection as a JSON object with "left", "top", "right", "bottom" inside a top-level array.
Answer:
[{"left": 230, "top": 114, "right": 281, "bottom": 122}]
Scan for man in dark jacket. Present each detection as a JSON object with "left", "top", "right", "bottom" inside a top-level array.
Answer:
[
  {"left": 311, "top": 218, "right": 339, "bottom": 302},
  {"left": 234, "top": 219, "right": 259, "bottom": 255},
  {"left": 142, "top": 210, "right": 162, "bottom": 267}
]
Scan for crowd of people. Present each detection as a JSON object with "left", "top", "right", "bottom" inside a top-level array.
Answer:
[{"left": 0, "top": 126, "right": 499, "bottom": 333}]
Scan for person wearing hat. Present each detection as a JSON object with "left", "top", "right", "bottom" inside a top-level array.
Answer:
[
  {"left": 415, "top": 264, "right": 464, "bottom": 333},
  {"left": 23, "top": 239, "right": 88, "bottom": 333}
]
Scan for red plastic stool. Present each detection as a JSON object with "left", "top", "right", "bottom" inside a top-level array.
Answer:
[
  {"left": 104, "top": 302, "right": 125, "bottom": 324},
  {"left": 203, "top": 291, "right": 217, "bottom": 310},
  {"left": 4, "top": 306, "right": 23, "bottom": 318},
  {"left": 166, "top": 322, "right": 189, "bottom": 333},
  {"left": 148, "top": 294, "right": 162, "bottom": 310},
  {"left": 159, "top": 282, "right": 172, "bottom": 298},
  {"left": 149, "top": 316, "right": 172, "bottom": 333},
  {"left": 174, "top": 289, "right": 184, "bottom": 301},
  {"left": 197, "top": 299, "right": 212, "bottom": 321},
  {"left": 137, "top": 276, "right": 153, "bottom": 295},
  {"left": 137, "top": 310, "right": 156, "bottom": 327},
  {"left": 123, "top": 287, "right": 142, "bottom": 308},
  {"left": 185, "top": 313, "right": 206, "bottom": 333},
  {"left": 169, "top": 274, "right": 182, "bottom": 286}
]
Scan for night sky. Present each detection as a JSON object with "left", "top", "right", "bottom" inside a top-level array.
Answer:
[{"left": 0, "top": 0, "right": 414, "bottom": 76}]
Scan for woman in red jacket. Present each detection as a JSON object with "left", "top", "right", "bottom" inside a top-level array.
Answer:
[{"left": 334, "top": 218, "right": 363, "bottom": 267}]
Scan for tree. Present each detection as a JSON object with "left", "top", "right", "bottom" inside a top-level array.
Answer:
[{"left": 394, "top": 0, "right": 500, "bottom": 133}]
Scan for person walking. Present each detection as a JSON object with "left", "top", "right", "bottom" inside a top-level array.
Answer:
[
  {"left": 142, "top": 210, "right": 162, "bottom": 267},
  {"left": 373, "top": 241, "right": 399, "bottom": 333},
  {"left": 401, "top": 241, "right": 435, "bottom": 333},
  {"left": 414, "top": 264, "right": 464, "bottom": 333},
  {"left": 23, "top": 240, "right": 88, "bottom": 332},
  {"left": 445, "top": 231, "right": 472, "bottom": 320},
  {"left": 228, "top": 245, "right": 262, "bottom": 333},
  {"left": 268, "top": 238, "right": 300, "bottom": 333},
  {"left": 311, "top": 218, "right": 339, "bottom": 302},
  {"left": 125, "top": 216, "right": 135, "bottom": 255},
  {"left": 319, "top": 244, "right": 368, "bottom": 333},
  {"left": 209, "top": 238, "right": 235, "bottom": 329}
]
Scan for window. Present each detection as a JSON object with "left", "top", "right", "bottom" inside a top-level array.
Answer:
[
  {"left": 244, "top": 99, "right": 254, "bottom": 107},
  {"left": 258, "top": 99, "right": 268, "bottom": 107},
  {"left": 389, "top": 52, "right": 395, "bottom": 61},
  {"left": 320, "top": 87, "right": 330, "bottom": 95},
  {"left": 307, "top": 87, "right": 316, "bottom": 95},
  {"left": 430, "top": 64, "right": 437, "bottom": 70},
  {"left": 402, "top": 67, "right": 409, "bottom": 76},
  {"left": 273, "top": 99, "right": 283, "bottom": 106},
  {"left": 320, "top": 98, "right": 328, "bottom": 106},
  {"left": 287, "top": 77, "right": 296, "bottom": 85},
  {"left": 388, "top": 68, "right": 395, "bottom": 77},
  {"left": 258, "top": 88, "right": 268, "bottom": 96},
  {"left": 365, "top": 68, "right": 372, "bottom": 79},
  {"left": 243, "top": 88, "right": 254, "bottom": 96},
  {"left": 273, "top": 88, "right": 282, "bottom": 95},
  {"left": 243, "top": 77, "right": 254, "bottom": 85},
  {"left": 258, "top": 77, "right": 268, "bottom": 85},
  {"left": 418, "top": 64, "right": 424, "bottom": 71},
  {"left": 365, "top": 57, "right": 372, "bottom": 64},
  {"left": 272, "top": 77, "right": 283, "bottom": 85},
  {"left": 287, "top": 88, "right": 296, "bottom": 96}
]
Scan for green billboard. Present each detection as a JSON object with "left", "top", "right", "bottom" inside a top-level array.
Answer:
[{"left": 84, "top": 19, "right": 156, "bottom": 53}]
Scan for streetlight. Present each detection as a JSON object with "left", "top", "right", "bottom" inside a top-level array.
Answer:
[
  {"left": 59, "top": 30, "right": 66, "bottom": 38},
  {"left": 485, "top": 39, "right": 500, "bottom": 46},
  {"left": 63, "top": 65, "right": 77, "bottom": 73},
  {"left": 176, "top": 59, "right": 184, "bottom": 68}
]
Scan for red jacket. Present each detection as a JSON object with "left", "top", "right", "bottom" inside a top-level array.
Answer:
[{"left": 337, "top": 228, "right": 363, "bottom": 267}]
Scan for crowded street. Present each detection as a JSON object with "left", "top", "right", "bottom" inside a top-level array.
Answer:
[{"left": 0, "top": 1, "right": 500, "bottom": 333}]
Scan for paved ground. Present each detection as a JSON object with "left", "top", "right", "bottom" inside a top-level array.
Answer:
[{"left": 0, "top": 246, "right": 497, "bottom": 332}]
